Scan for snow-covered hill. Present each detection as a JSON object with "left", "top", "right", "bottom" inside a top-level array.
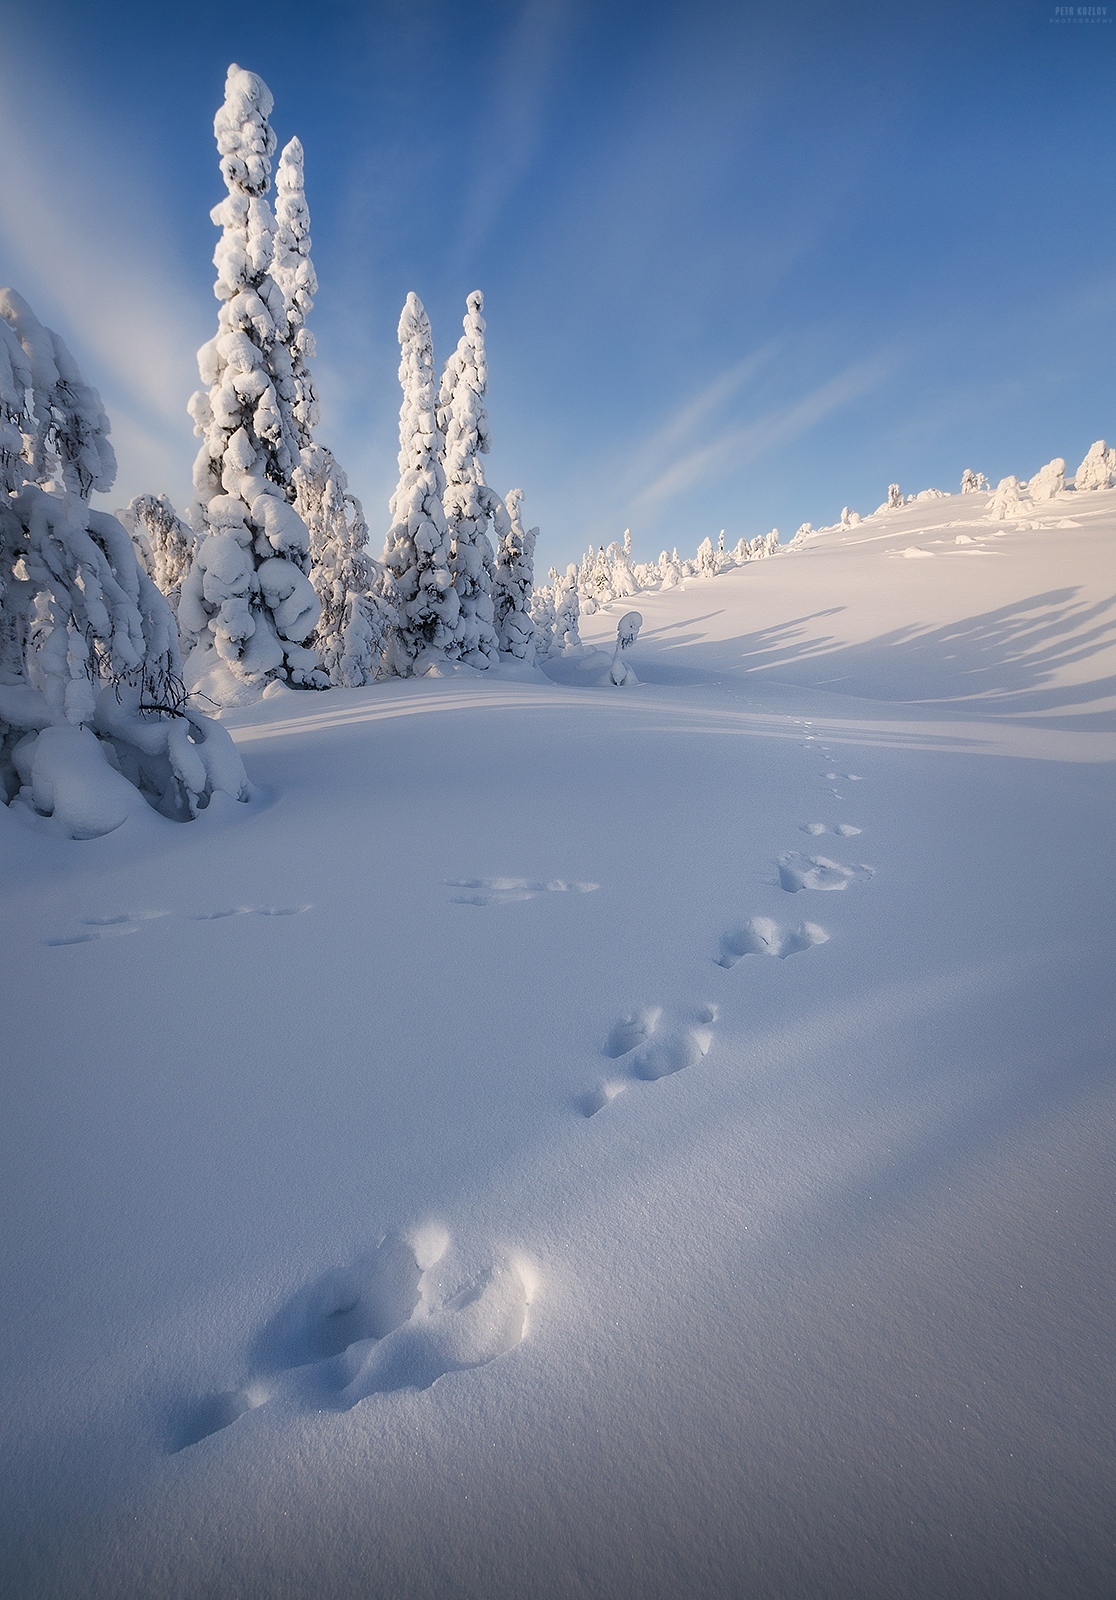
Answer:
[{"left": 2, "top": 486, "right": 1114, "bottom": 1598}]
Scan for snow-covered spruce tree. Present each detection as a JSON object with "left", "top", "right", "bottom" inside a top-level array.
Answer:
[
  {"left": 0, "top": 288, "right": 248, "bottom": 834},
  {"left": 1026, "top": 458, "right": 1066, "bottom": 501},
  {"left": 658, "top": 548, "right": 683, "bottom": 589},
  {"left": 268, "top": 132, "right": 396, "bottom": 687},
  {"left": 383, "top": 293, "right": 463, "bottom": 674},
  {"left": 529, "top": 578, "right": 556, "bottom": 660},
  {"left": 492, "top": 486, "right": 537, "bottom": 659},
  {"left": 294, "top": 445, "right": 394, "bottom": 686},
  {"left": 553, "top": 564, "right": 583, "bottom": 653},
  {"left": 696, "top": 536, "right": 717, "bottom": 578},
  {"left": 181, "top": 64, "right": 319, "bottom": 703},
  {"left": 988, "top": 475, "right": 1026, "bottom": 520},
  {"left": 122, "top": 494, "right": 194, "bottom": 617},
  {"left": 960, "top": 468, "right": 989, "bottom": 494},
  {"left": 271, "top": 136, "right": 319, "bottom": 448},
  {"left": 608, "top": 536, "right": 640, "bottom": 595},
  {"left": 887, "top": 483, "right": 902, "bottom": 510},
  {"left": 1073, "top": 440, "right": 1116, "bottom": 491},
  {"left": 436, "top": 290, "right": 503, "bottom": 668}
]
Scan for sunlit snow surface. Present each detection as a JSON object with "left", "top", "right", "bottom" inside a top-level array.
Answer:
[{"left": 2, "top": 489, "right": 1115, "bottom": 1598}]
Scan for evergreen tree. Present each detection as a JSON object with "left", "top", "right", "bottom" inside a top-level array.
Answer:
[
  {"left": 0, "top": 288, "right": 247, "bottom": 831},
  {"left": 960, "top": 469, "right": 989, "bottom": 493},
  {"left": 438, "top": 291, "right": 501, "bottom": 667},
  {"left": 271, "top": 136, "right": 319, "bottom": 448},
  {"left": 1074, "top": 441, "right": 1116, "bottom": 491},
  {"left": 383, "top": 293, "right": 463, "bottom": 673},
  {"left": 122, "top": 494, "right": 195, "bottom": 617},
  {"left": 181, "top": 64, "right": 319, "bottom": 701},
  {"left": 493, "top": 486, "right": 537, "bottom": 659},
  {"left": 553, "top": 565, "right": 583, "bottom": 652}
]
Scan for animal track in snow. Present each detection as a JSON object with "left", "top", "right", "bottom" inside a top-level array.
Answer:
[
  {"left": 583, "top": 1005, "right": 716, "bottom": 1114},
  {"left": 175, "top": 1229, "right": 531, "bottom": 1449},
  {"left": 47, "top": 905, "right": 310, "bottom": 945},
  {"left": 800, "top": 822, "right": 862, "bottom": 837},
  {"left": 447, "top": 876, "right": 598, "bottom": 907},
  {"left": 777, "top": 853, "right": 874, "bottom": 893},
  {"left": 716, "top": 917, "right": 829, "bottom": 967}
]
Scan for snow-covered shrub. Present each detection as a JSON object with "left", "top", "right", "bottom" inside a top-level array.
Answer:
[
  {"left": 0, "top": 288, "right": 248, "bottom": 833},
  {"left": 988, "top": 475, "right": 1026, "bottom": 521},
  {"left": 295, "top": 444, "right": 393, "bottom": 686},
  {"left": 383, "top": 293, "right": 462, "bottom": 674},
  {"left": 789, "top": 523, "right": 813, "bottom": 547},
  {"left": 915, "top": 488, "right": 946, "bottom": 501},
  {"left": 122, "top": 494, "right": 194, "bottom": 616},
  {"left": 960, "top": 468, "right": 989, "bottom": 494},
  {"left": 438, "top": 291, "right": 501, "bottom": 668},
  {"left": 183, "top": 65, "right": 319, "bottom": 702},
  {"left": 840, "top": 506, "right": 861, "bottom": 528},
  {"left": 609, "top": 611, "right": 642, "bottom": 686},
  {"left": 493, "top": 486, "right": 537, "bottom": 660},
  {"left": 1026, "top": 458, "right": 1066, "bottom": 502},
  {"left": 1073, "top": 440, "right": 1116, "bottom": 491}
]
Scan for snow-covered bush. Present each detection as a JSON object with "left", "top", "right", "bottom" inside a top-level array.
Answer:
[
  {"left": 988, "top": 475, "right": 1026, "bottom": 521},
  {"left": 493, "top": 487, "right": 537, "bottom": 660},
  {"left": 183, "top": 65, "right": 319, "bottom": 703},
  {"left": 1073, "top": 440, "right": 1116, "bottom": 491},
  {"left": 438, "top": 291, "right": 502, "bottom": 668},
  {"left": 1026, "top": 458, "right": 1066, "bottom": 502},
  {"left": 383, "top": 293, "right": 462, "bottom": 674},
  {"left": 0, "top": 288, "right": 248, "bottom": 834},
  {"left": 915, "top": 488, "right": 946, "bottom": 501},
  {"left": 122, "top": 494, "right": 194, "bottom": 616},
  {"left": 960, "top": 468, "right": 989, "bottom": 494},
  {"left": 609, "top": 611, "right": 642, "bottom": 686},
  {"left": 840, "top": 506, "right": 861, "bottom": 528}
]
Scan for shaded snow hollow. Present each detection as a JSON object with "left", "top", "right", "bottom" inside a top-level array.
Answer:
[{"left": 2, "top": 486, "right": 1115, "bottom": 1598}]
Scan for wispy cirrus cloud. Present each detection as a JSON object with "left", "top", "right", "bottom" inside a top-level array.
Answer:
[{"left": 0, "top": 38, "right": 204, "bottom": 506}]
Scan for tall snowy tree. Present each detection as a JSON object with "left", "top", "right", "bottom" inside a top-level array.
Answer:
[
  {"left": 383, "top": 293, "right": 463, "bottom": 674},
  {"left": 0, "top": 288, "right": 247, "bottom": 833},
  {"left": 492, "top": 486, "right": 537, "bottom": 659},
  {"left": 271, "top": 136, "right": 319, "bottom": 449},
  {"left": 437, "top": 291, "right": 502, "bottom": 668},
  {"left": 181, "top": 64, "right": 319, "bottom": 702}
]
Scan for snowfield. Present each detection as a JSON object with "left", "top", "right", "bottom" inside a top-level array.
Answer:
[{"left": 2, "top": 486, "right": 1115, "bottom": 1598}]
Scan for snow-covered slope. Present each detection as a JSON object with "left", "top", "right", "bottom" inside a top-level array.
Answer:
[{"left": 2, "top": 487, "right": 1114, "bottom": 1599}]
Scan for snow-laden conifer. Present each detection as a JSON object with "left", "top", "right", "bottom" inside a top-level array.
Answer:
[
  {"left": 553, "top": 565, "right": 583, "bottom": 653},
  {"left": 960, "top": 468, "right": 989, "bottom": 494},
  {"left": 0, "top": 289, "right": 247, "bottom": 832},
  {"left": 696, "top": 536, "right": 717, "bottom": 577},
  {"left": 183, "top": 65, "right": 319, "bottom": 701},
  {"left": 493, "top": 487, "right": 537, "bottom": 659},
  {"left": 437, "top": 291, "right": 502, "bottom": 668},
  {"left": 1025, "top": 458, "right": 1066, "bottom": 502},
  {"left": 383, "top": 294, "right": 463, "bottom": 673},
  {"left": 1073, "top": 441, "right": 1116, "bottom": 491},
  {"left": 658, "top": 549, "right": 683, "bottom": 589},
  {"left": 294, "top": 445, "right": 394, "bottom": 686},
  {"left": 122, "top": 494, "right": 195, "bottom": 617},
  {"left": 529, "top": 580, "right": 556, "bottom": 660},
  {"left": 608, "top": 537, "right": 640, "bottom": 595},
  {"left": 988, "top": 475, "right": 1026, "bottom": 520},
  {"left": 272, "top": 137, "right": 319, "bottom": 448}
]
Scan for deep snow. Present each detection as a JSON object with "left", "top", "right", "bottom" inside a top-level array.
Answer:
[{"left": 2, "top": 486, "right": 1114, "bottom": 1598}]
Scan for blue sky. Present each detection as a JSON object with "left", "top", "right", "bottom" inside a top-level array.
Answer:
[{"left": 1, "top": 0, "right": 1113, "bottom": 568}]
